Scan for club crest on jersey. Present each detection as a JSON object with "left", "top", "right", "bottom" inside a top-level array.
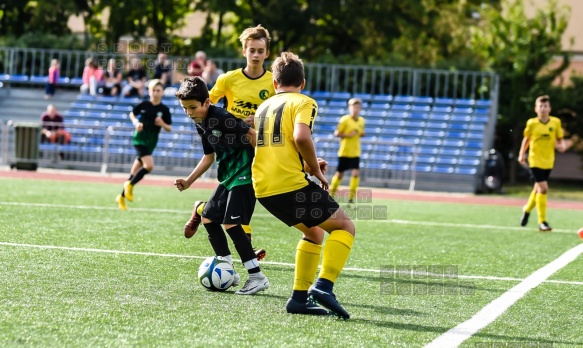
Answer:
[
  {"left": 549, "top": 127, "right": 553, "bottom": 131},
  {"left": 259, "top": 89, "right": 270, "bottom": 100},
  {"left": 212, "top": 130, "right": 222, "bottom": 137}
]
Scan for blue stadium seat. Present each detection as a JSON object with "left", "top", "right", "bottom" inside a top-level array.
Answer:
[
  {"left": 410, "top": 105, "right": 431, "bottom": 112},
  {"left": 417, "top": 147, "right": 438, "bottom": 155},
  {"left": 412, "top": 96, "right": 433, "bottom": 105},
  {"left": 7, "top": 74, "right": 29, "bottom": 82},
  {"left": 452, "top": 107, "right": 473, "bottom": 114},
  {"left": 439, "top": 148, "right": 461, "bottom": 156},
  {"left": 30, "top": 75, "right": 48, "bottom": 83},
  {"left": 392, "top": 95, "right": 415, "bottom": 105},
  {"left": 468, "top": 124, "right": 485, "bottom": 132},
  {"left": 431, "top": 106, "right": 452, "bottom": 113},
  {"left": 435, "top": 156, "right": 458, "bottom": 165},
  {"left": 408, "top": 112, "right": 427, "bottom": 120},
  {"left": 414, "top": 165, "right": 432, "bottom": 172},
  {"left": 314, "top": 99, "right": 328, "bottom": 107},
  {"left": 403, "top": 120, "right": 425, "bottom": 129},
  {"left": 467, "top": 132, "right": 483, "bottom": 139},
  {"left": 369, "top": 102, "right": 390, "bottom": 110},
  {"left": 387, "top": 111, "right": 409, "bottom": 120},
  {"left": 77, "top": 94, "right": 96, "bottom": 101},
  {"left": 475, "top": 99, "right": 492, "bottom": 108},
  {"left": 64, "top": 110, "right": 85, "bottom": 118},
  {"left": 423, "top": 130, "right": 444, "bottom": 138},
  {"left": 416, "top": 155, "right": 436, "bottom": 164},
  {"left": 433, "top": 165, "right": 454, "bottom": 174},
  {"left": 458, "top": 157, "right": 480, "bottom": 166},
  {"left": 328, "top": 100, "right": 347, "bottom": 108},
  {"left": 455, "top": 98, "right": 475, "bottom": 107},
  {"left": 352, "top": 93, "right": 373, "bottom": 102},
  {"left": 311, "top": 91, "right": 333, "bottom": 99},
  {"left": 426, "top": 121, "right": 447, "bottom": 130},
  {"left": 434, "top": 97, "right": 454, "bottom": 106},
  {"left": 473, "top": 116, "right": 489, "bottom": 124},
  {"left": 445, "top": 131, "right": 466, "bottom": 139},
  {"left": 330, "top": 92, "right": 351, "bottom": 100},
  {"left": 371, "top": 94, "right": 393, "bottom": 103},
  {"left": 366, "top": 119, "right": 384, "bottom": 126},
  {"left": 466, "top": 141, "right": 483, "bottom": 149},
  {"left": 365, "top": 110, "right": 387, "bottom": 119},
  {"left": 57, "top": 77, "right": 71, "bottom": 84},
  {"left": 461, "top": 149, "right": 482, "bottom": 157},
  {"left": 0, "top": 74, "right": 10, "bottom": 81},
  {"left": 420, "top": 138, "right": 441, "bottom": 146},
  {"left": 448, "top": 123, "right": 469, "bottom": 131},
  {"left": 455, "top": 167, "right": 477, "bottom": 175},
  {"left": 390, "top": 104, "right": 411, "bottom": 111},
  {"left": 401, "top": 129, "right": 422, "bottom": 137},
  {"left": 442, "top": 139, "right": 464, "bottom": 148},
  {"left": 70, "top": 77, "right": 84, "bottom": 86}
]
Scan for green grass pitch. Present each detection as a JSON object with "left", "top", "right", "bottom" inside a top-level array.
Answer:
[{"left": 0, "top": 177, "right": 582, "bottom": 347}]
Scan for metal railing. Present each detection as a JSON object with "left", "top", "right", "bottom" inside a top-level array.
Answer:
[{"left": 0, "top": 47, "right": 498, "bottom": 99}]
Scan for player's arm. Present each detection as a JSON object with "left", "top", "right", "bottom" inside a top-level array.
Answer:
[
  {"left": 174, "top": 153, "right": 215, "bottom": 191},
  {"left": 246, "top": 128, "right": 256, "bottom": 148},
  {"left": 129, "top": 111, "right": 143, "bottom": 132},
  {"left": 294, "top": 123, "right": 329, "bottom": 189},
  {"left": 155, "top": 110, "right": 172, "bottom": 132},
  {"left": 208, "top": 73, "right": 227, "bottom": 105},
  {"left": 517, "top": 136, "right": 530, "bottom": 165}
]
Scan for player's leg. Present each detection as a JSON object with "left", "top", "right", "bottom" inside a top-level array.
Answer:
[
  {"left": 184, "top": 200, "right": 205, "bottom": 238},
  {"left": 348, "top": 160, "right": 360, "bottom": 203},
  {"left": 521, "top": 183, "right": 537, "bottom": 226},
  {"left": 242, "top": 224, "right": 266, "bottom": 261},
  {"left": 536, "top": 179, "right": 551, "bottom": 231},
  {"left": 221, "top": 184, "right": 268, "bottom": 295},
  {"left": 201, "top": 185, "right": 233, "bottom": 262},
  {"left": 330, "top": 157, "right": 347, "bottom": 198},
  {"left": 116, "top": 147, "right": 145, "bottom": 210}
]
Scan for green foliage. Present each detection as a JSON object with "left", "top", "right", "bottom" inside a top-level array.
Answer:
[{"left": 0, "top": 33, "right": 84, "bottom": 50}]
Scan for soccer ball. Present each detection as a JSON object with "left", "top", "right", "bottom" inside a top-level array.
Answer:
[{"left": 197, "top": 256, "right": 235, "bottom": 291}]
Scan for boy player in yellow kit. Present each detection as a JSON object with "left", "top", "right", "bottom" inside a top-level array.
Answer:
[
  {"left": 518, "top": 95, "right": 566, "bottom": 232},
  {"left": 182, "top": 25, "right": 275, "bottom": 261},
  {"left": 329, "top": 98, "right": 366, "bottom": 203}
]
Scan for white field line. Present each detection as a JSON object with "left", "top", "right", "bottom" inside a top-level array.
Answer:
[
  {"left": 425, "top": 243, "right": 583, "bottom": 348},
  {"left": 0, "top": 201, "right": 576, "bottom": 234},
  {"left": 0, "top": 242, "right": 582, "bottom": 286}
]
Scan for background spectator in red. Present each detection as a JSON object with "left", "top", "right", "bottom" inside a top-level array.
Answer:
[
  {"left": 40, "top": 104, "right": 71, "bottom": 145},
  {"left": 187, "top": 51, "right": 206, "bottom": 77},
  {"left": 80, "top": 58, "right": 103, "bottom": 96}
]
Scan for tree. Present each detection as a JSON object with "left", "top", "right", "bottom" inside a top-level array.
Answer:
[{"left": 469, "top": 0, "right": 571, "bottom": 182}]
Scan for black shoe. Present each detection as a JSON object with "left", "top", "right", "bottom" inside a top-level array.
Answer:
[
  {"left": 539, "top": 221, "right": 552, "bottom": 232},
  {"left": 520, "top": 211, "right": 530, "bottom": 227},
  {"left": 308, "top": 284, "right": 350, "bottom": 319},
  {"left": 286, "top": 298, "right": 330, "bottom": 315}
]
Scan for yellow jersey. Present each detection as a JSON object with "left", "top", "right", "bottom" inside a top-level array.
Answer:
[
  {"left": 337, "top": 115, "right": 365, "bottom": 158},
  {"left": 252, "top": 92, "right": 318, "bottom": 198},
  {"left": 209, "top": 68, "right": 275, "bottom": 120},
  {"left": 523, "top": 116, "right": 564, "bottom": 169}
]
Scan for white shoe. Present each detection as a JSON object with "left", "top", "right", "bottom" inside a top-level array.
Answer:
[{"left": 235, "top": 273, "right": 269, "bottom": 295}]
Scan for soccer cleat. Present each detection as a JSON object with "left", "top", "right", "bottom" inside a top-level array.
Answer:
[
  {"left": 123, "top": 181, "right": 134, "bottom": 202},
  {"left": 254, "top": 248, "right": 267, "bottom": 261},
  {"left": 347, "top": 199, "right": 355, "bottom": 204},
  {"left": 115, "top": 194, "right": 127, "bottom": 211},
  {"left": 539, "top": 221, "right": 552, "bottom": 232},
  {"left": 232, "top": 272, "right": 241, "bottom": 287},
  {"left": 184, "top": 201, "right": 203, "bottom": 238},
  {"left": 235, "top": 273, "right": 269, "bottom": 295},
  {"left": 308, "top": 284, "right": 350, "bottom": 319},
  {"left": 286, "top": 297, "right": 330, "bottom": 315},
  {"left": 520, "top": 211, "right": 530, "bottom": 226}
]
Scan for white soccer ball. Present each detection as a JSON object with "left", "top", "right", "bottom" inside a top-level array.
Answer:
[{"left": 197, "top": 256, "right": 235, "bottom": 291}]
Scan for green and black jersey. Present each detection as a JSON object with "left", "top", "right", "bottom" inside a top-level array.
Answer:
[
  {"left": 132, "top": 101, "right": 172, "bottom": 152},
  {"left": 197, "top": 105, "right": 253, "bottom": 190}
]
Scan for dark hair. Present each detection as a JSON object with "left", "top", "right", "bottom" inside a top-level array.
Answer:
[
  {"left": 536, "top": 95, "right": 550, "bottom": 104},
  {"left": 175, "top": 76, "right": 209, "bottom": 103},
  {"left": 271, "top": 52, "right": 304, "bottom": 88}
]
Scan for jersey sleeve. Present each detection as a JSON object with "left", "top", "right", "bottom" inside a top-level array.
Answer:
[
  {"left": 209, "top": 73, "right": 227, "bottom": 104},
  {"left": 294, "top": 101, "right": 318, "bottom": 130},
  {"left": 163, "top": 106, "right": 172, "bottom": 125},
  {"left": 197, "top": 129, "right": 215, "bottom": 155},
  {"left": 555, "top": 118, "right": 564, "bottom": 139},
  {"left": 523, "top": 119, "right": 533, "bottom": 138},
  {"left": 337, "top": 116, "right": 347, "bottom": 133},
  {"left": 132, "top": 102, "right": 144, "bottom": 117}
]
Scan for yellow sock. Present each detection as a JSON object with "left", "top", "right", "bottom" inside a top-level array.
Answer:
[
  {"left": 524, "top": 190, "right": 536, "bottom": 213},
  {"left": 196, "top": 202, "right": 205, "bottom": 215},
  {"left": 536, "top": 193, "right": 547, "bottom": 223},
  {"left": 330, "top": 175, "right": 341, "bottom": 197},
  {"left": 349, "top": 176, "right": 359, "bottom": 201},
  {"left": 293, "top": 240, "right": 322, "bottom": 291},
  {"left": 242, "top": 225, "right": 252, "bottom": 234},
  {"left": 319, "top": 230, "right": 354, "bottom": 283}
]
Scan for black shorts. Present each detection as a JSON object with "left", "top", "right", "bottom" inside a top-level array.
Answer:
[
  {"left": 203, "top": 183, "right": 256, "bottom": 225},
  {"left": 337, "top": 157, "right": 360, "bottom": 172},
  {"left": 258, "top": 181, "right": 340, "bottom": 228},
  {"left": 530, "top": 167, "right": 552, "bottom": 183},
  {"left": 134, "top": 145, "right": 152, "bottom": 158}
]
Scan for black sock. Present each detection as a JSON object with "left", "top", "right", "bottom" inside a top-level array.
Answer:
[
  {"left": 246, "top": 233, "right": 252, "bottom": 244},
  {"left": 226, "top": 225, "right": 258, "bottom": 272},
  {"left": 130, "top": 168, "right": 150, "bottom": 185},
  {"left": 203, "top": 222, "right": 230, "bottom": 257},
  {"left": 291, "top": 290, "right": 308, "bottom": 303},
  {"left": 314, "top": 278, "right": 334, "bottom": 293}
]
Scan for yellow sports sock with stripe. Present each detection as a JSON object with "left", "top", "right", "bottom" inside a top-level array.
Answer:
[
  {"left": 349, "top": 176, "right": 359, "bottom": 201},
  {"left": 293, "top": 240, "right": 322, "bottom": 291},
  {"left": 524, "top": 190, "right": 536, "bottom": 213},
  {"left": 196, "top": 202, "right": 205, "bottom": 216},
  {"left": 330, "top": 174, "right": 341, "bottom": 197},
  {"left": 319, "top": 230, "right": 354, "bottom": 283},
  {"left": 535, "top": 193, "right": 547, "bottom": 224}
]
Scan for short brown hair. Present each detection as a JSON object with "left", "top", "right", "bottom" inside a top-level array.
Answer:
[
  {"left": 536, "top": 95, "right": 550, "bottom": 104},
  {"left": 239, "top": 24, "right": 271, "bottom": 51},
  {"left": 175, "top": 76, "right": 209, "bottom": 103},
  {"left": 271, "top": 52, "right": 304, "bottom": 88}
]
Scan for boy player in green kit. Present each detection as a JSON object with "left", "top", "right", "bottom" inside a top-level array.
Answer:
[{"left": 182, "top": 25, "right": 274, "bottom": 261}]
